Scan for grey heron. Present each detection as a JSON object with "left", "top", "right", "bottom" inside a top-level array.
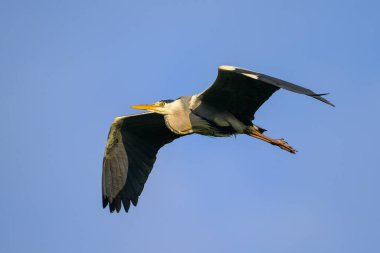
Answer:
[{"left": 102, "top": 65, "right": 334, "bottom": 213}]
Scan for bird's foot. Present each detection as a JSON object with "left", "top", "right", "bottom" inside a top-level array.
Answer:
[
  {"left": 272, "top": 138, "right": 297, "bottom": 154},
  {"left": 246, "top": 128, "right": 297, "bottom": 154}
]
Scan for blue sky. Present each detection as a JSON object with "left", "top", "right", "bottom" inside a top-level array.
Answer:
[{"left": 1, "top": 0, "right": 379, "bottom": 252}]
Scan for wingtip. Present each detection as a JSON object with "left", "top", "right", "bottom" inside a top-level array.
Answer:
[
  {"left": 123, "top": 201, "right": 131, "bottom": 213},
  {"left": 103, "top": 195, "right": 133, "bottom": 213},
  {"left": 102, "top": 196, "right": 108, "bottom": 208},
  {"left": 103, "top": 196, "right": 118, "bottom": 213},
  {"left": 313, "top": 93, "right": 329, "bottom": 96},
  {"left": 324, "top": 98, "right": 336, "bottom": 107},
  {"left": 131, "top": 197, "right": 139, "bottom": 206},
  {"left": 309, "top": 93, "right": 335, "bottom": 107},
  {"left": 322, "top": 99, "right": 336, "bottom": 107}
]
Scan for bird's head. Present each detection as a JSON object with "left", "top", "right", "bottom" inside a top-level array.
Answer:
[{"left": 131, "top": 99, "right": 175, "bottom": 115}]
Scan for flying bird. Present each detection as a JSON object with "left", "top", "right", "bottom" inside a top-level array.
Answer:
[{"left": 102, "top": 65, "right": 334, "bottom": 213}]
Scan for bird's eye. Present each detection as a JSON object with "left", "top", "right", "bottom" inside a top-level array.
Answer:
[{"left": 158, "top": 101, "right": 165, "bottom": 107}]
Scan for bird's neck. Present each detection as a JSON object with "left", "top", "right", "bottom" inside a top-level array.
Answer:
[{"left": 163, "top": 97, "right": 193, "bottom": 135}]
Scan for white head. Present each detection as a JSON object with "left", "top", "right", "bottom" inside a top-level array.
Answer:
[{"left": 131, "top": 99, "right": 182, "bottom": 115}]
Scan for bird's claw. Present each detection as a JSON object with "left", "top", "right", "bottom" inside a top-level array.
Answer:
[{"left": 274, "top": 138, "right": 297, "bottom": 154}]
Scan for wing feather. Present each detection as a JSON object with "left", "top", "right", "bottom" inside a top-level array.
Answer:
[
  {"left": 102, "top": 112, "right": 181, "bottom": 213},
  {"left": 198, "top": 66, "right": 334, "bottom": 124}
]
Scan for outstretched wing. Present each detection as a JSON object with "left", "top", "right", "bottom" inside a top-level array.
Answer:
[
  {"left": 198, "top": 66, "right": 334, "bottom": 125},
  {"left": 102, "top": 112, "right": 181, "bottom": 213}
]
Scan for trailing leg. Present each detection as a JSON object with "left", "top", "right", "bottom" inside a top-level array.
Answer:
[{"left": 246, "top": 126, "right": 297, "bottom": 154}]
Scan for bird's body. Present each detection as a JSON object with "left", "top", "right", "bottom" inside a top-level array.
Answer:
[
  {"left": 159, "top": 95, "right": 244, "bottom": 137},
  {"left": 102, "top": 65, "right": 334, "bottom": 213}
]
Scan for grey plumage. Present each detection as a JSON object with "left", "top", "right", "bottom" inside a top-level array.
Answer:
[
  {"left": 102, "top": 113, "right": 180, "bottom": 212},
  {"left": 102, "top": 65, "right": 334, "bottom": 213}
]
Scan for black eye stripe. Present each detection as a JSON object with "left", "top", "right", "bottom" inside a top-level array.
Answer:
[{"left": 160, "top": 99, "right": 174, "bottom": 103}]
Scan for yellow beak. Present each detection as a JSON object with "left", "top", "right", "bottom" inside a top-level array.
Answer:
[{"left": 131, "top": 103, "right": 160, "bottom": 111}]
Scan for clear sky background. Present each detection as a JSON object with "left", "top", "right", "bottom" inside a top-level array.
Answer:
[{"left": 1, "top": 0, "right": 379, "bottom": 252}]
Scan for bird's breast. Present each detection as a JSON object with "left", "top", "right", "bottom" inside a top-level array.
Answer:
[{"left": 163, "top": 113, "right": 193, "bottom": 135}]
